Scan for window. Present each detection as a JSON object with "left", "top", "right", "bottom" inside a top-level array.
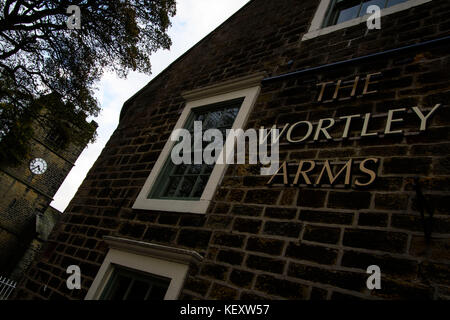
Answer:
[
  {"left": 303, "top": 0, "right": 432, "bottom": 40},
  {"left": 150, "top": 98, "right": 243, "bottom": 200},
  {"left": 132, "top": 73, "right": 264, "bottom": 214},
  {"left": 100, "top": 266, "right": 170, "bottom": 300},
  {"left": 86, "top": 236, "right": 203, "bottom": 300},
  {"left": 324, "top": 0, "right": 408, "bottom": 27}
]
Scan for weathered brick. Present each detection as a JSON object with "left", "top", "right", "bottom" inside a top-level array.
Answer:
[
  {"left": 343, "top": 229, "right": 408, "bottom": 253},
  {"left": 246, "top": 236, "right": 284, "bottom": 255},
  {"left": 245, "top": 189, "right": 281, "bottom": 205},
  {"left": 303, "top": 225, "right": 341, "bottom": 244},
  {"left": 342, "top": 251, "right": 418, "bottom": 278},
  {"left": 263, "top": 221, "right": 302, "bottom": 238},
  {"left": 383, "top": 157, "right": 432, "bottom": 175},
  {"left": 254, "top": 274, "right": 308, "bottom": 299},
  {"left": 213, "top": 232, "right": 245, "bottom": 248},
  {"left": 177, "top": 229, "right": 211, "bottom": 250},
  {"left": 286, "top": 242, "right": 338, "bottom": 265},
  {"left": 288, "top": 263, "right": 367, "bottom": 291},
  {"left": 299, "top": 210, "right": 354, "bottom": 225},
  {"left": 328, "top": 191, "right": 371, "bottom": 210},
  {"left": 246, "top": 255, "right": 285, "bottom": 274},
  {"left": 208, "top": 283, "right": 238, "bottom": 300},
  {"left": 230, "top": 269, "right": 254, "bottom": 288},
  {"left": 358, "top": 212, "right": 388, "bottom": 227},
  {"left": 143, "top": 225, "right": 177, "bottom": 243},
  {"left": 217, "top": 249, "right": 244, "bottom": 265},
  {"left": 201, "top": 263, "right": 228, "bottom": 280},
  {"left": 233, "top": 218, "right": 262, "bottom": 234},
  {"left": 264, "top": 207, "right": 297, "bottom": 220},
  {"left": 297, "top": 189, "right": 327, "bottom": 208},
  {"left": 374, "top": 193, "right": 409, "bottom": 210}
]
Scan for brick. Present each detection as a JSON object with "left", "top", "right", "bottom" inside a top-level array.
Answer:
[
  {"left": 299, "top": 210, "right": 354, "bottom": 225},
  {"left": 206, "top": 215, "right": 232, "bottom": 228},
  {"left": 217, "top": 249, "right": 244, "bottom": 265},
  {"left": 297, "top": 189, "right": 327, "bottom": 208},
  {"left": 177, "top": 229, "right": 211, "bottom": 250},
  {"left": 341, "top": 251, "right": 418, "bottom": 278},
  {"left": 286, "top": 242, "right": 338, "bottom": 265},
  {"left": 374, "top": 193, "right": 409, "bottom": 210},
  {"left": 328, "top": 191, "right": 371, "bottom": 210},
  {"left": 265, "top": 207, "right": 297, "bottom": 220},
  {"left": 208, "top": 283, "right": 238, "bottom": 300},
  {"left": 230, "top": 269, "right": 254, "bottom": 288},
  {"left": 201, "top": 263, "right": 228, "bottom": 281},
  {"left": 246, "top": 255, "right": 285, "bottom": 274},
  {"left": 343, "top": 229, "right": 408, "bottom": 253},
  {"left": 383, "top": 157, "right": 432, "bottom": 175},
  {"left": 358, "top": 212, "right": 388, "bottom": 227},
  {"left": 288, "top": 263, "right": 367, "bottom": 291},
  {"left": 245, "top": 189, "right": 281, "bottom": 205},
  {"left": 233, "top": 218, "right": 262, "bottom": 234},
  {"left": 255, "top": 274, "right": 308, "bottom": 299},
  {"left": 303, "top": 225, "right": 341, "bottom": 244},
  {"left": 246, "top": 236, "right": 284, "bottom": 255},
  {"left": 231, "top": 205, "right": 263, "bottom": 217},
  {"left": 263, "top": 221, "right": 302, "bottom": 238},
  {"left": 143, "top": 225, "right": 177, "bottom": 243},
  {"left": 158, "top": 214, "right": 180, "bottom": 225},
  {"left": 213, "top": 232, "right": 245, "bottom": 248},
  {"left": 371, "top": 278, "right": 433, "bottom": 300}
]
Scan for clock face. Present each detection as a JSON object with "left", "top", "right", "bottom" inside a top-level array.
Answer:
[{"left": 30, "top": 158, "right": 47, "bottom": 175}]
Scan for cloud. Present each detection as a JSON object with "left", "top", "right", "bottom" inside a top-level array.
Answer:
[{"left": 50, "top": 0, "right": 250, "bottom": 212}]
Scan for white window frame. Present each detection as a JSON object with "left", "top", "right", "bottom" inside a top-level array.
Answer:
[
  {"left": 132, "top": 73, "right": 265, "bottom": 214},
  {"left": 85, "top": 236, "right": 203, "bottom": 300},
  {"left": 302, "top": 0, "right": 433, "bottom": 41}
]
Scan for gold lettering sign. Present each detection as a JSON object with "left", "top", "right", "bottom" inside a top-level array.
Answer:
[
  {"left": 267, "top": 158, "right": 379, "bottom": 187},
  {"left": 317, "top": 72, "right": 382, "bottom": 103}
]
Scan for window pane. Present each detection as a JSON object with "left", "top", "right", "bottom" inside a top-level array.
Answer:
[
  {"left": 126, "top": 280, "right": 150, "bottom": 300},
  {"left": 192, "top": 175, "right": 209, "bottom": 198},
  {"left": 163, "top": 176, "right": 182, "bottom": 197},
  {"left": 387, "top": 0, "right": 408, "bottom": 7},
  {"left": 108, "top": 275, "right": 131, "bottom": 300},
  {"left": 336, "top": 4, "right": 361, "bottom": 24},
  {"left": 360, "top": 0, "right": 387, "bottom": 16},
  {"left": 148, "top": 284, "right": 168, "bottom": 300},
  {"left": 178, "top": 176, "right": 197, "bottom": 197}
]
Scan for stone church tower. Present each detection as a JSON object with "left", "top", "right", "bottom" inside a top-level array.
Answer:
[{"left": 0, "top": 113, "right": 97, "bottom": 280}]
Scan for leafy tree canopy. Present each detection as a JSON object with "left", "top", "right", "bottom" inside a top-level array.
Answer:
[{"left": 0, "top": 0, "right": 176, "bottom": 165}]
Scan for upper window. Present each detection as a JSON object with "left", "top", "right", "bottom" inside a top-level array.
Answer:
[
  {"left": 132, "top": 73, "right": 264, "bottom": 214},
  {"left": 324, "top": 0, "right": 409, "bottom": 27},
  {"left": 303, "top": 0, "right": 432, "bottom": 40},
  {"left": 149, "top": 98, "right": 242, "bottom": 200}
]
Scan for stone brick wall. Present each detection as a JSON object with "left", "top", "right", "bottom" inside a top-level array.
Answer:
[{"left": 14, "top": 0, "right": 450, "bottom": 300}]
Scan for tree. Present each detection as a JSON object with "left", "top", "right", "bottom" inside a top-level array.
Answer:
[{"left": 0, "top": 0, "right": 176, "bottom": 165}]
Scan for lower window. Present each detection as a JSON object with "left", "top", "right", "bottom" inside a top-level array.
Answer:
[
  {"left": 85, "top": 236, "right": 203, "bottom": 300},
  {"left": 100, "top": 266, "right": 170, "bottom": 300}
]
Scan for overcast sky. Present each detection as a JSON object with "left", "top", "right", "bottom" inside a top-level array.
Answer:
[{"left": 51, "top": 0, "right": 251, "bottom": 212}]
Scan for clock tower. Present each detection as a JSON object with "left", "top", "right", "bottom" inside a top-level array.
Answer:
[{"left": 0, "top": 115, "right": 97, "bottom": 280}]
